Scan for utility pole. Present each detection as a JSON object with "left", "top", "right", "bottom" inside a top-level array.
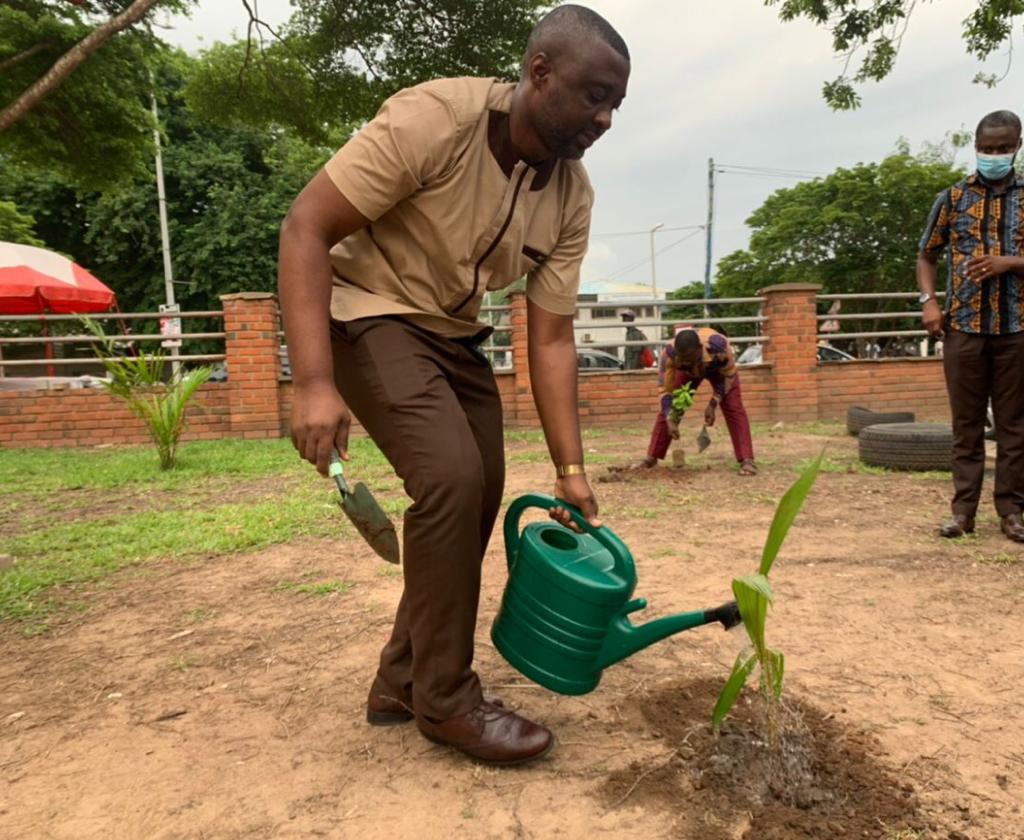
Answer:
[
  {"left": 703, "top": 157, "right": 715, "bottom": 302},
  {"left": 151, "top": 87, "right": 181, "bottom": 376},
  {"left": 648, "top": 222, "right": 664, "bottom": 298}
]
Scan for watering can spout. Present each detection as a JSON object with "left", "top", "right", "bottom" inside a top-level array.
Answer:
[{"left": 594, "top": 599, "right": 741, "bottom": 670}]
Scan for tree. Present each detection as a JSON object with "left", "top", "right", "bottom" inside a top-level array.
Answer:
[
  {"left": 768, "top": 0, "right": 1024, "bottom": 109},
  {"left": 185, "top": 0, "right": 549, "bottom": 139},
  {"left": 0, "top": 0, "right": 192, "bottom": 187},
  {"left": 714, "top": 149, "right": 964, "bottom": 299},
  {"left": 0, "top": 200, "right": 43, "bottom": 246},
  {"left": 0, "top": 51, "right": 333, "bottom": 316}
]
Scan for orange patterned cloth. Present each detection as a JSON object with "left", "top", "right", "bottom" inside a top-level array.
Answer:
[{"left": 920, "top": 173, "right": 1024, "bottom": 335}]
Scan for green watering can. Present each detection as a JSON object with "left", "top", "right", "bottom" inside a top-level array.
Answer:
[{"left": 491, "top": 494, "right": 741, "bottom": 696}]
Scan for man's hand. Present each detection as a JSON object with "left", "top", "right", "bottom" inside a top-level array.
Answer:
[
  {"left": 922, "top": 299, "right": 944, "bottom": 338},
  {"left": 549, "top": 474, "right": 601, "bottom": 532},
  {"left": 704, "top": 401, "right": 717, "bottom": 427},
  {"left": 290, "top": 381, "right": 352, "bottom": 476},
  {"left": 666, "top": 416, "right": 681, "bottom": 439},
  {"left": 966, "top": 255, "right": 1018, "bottom": 282}
]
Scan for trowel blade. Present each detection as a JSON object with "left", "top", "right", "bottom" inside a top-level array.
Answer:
[
  {"left": 340, "top": 482, "right": 401, "bottom": 564},
  {"left": 696, "top": 426, "right": 712, "bottom": 453}
]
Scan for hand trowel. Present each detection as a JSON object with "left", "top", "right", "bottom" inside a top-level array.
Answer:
[
  {"left": 696, "top": 426, "right": 712, "bottom": 454},
  {"left": 329, "top": 449, "right": 400, "bottom": 564}
]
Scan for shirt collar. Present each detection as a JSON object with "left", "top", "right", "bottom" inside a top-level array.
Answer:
[{"left": 965, "top": 171, "right": 1024, "bottom": 190}]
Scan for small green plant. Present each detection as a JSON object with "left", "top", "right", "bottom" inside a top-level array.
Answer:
[
  {"left": 711, "top": 449, "right": 824, "bottom": 738},
  {"left": 669, "top": 383, "right": 695, "bottom": 424},
  {"left": 83, "top": 318, "right": 213, "bottom": 470}
]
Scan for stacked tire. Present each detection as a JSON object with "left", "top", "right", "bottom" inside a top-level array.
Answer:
[
  {"left": 846, "top": 405, "right": 916, "bottom": 436},
  {"left": 858, "top": 423, "right": 953, "bottom": 471}
]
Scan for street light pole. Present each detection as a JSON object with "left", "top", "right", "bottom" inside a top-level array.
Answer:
[{"left": 649, "top": 222, "right": 664, "bottom": 298}]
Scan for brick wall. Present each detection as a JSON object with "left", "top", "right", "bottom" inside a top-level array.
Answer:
[
  {"left": 2, "top": 287, "right": 950, "bottom": 450},
  {"left": 0, "top": 384, "right": 230, "bottom": 448},
  {"left": 817, "top": 358, "right": 948, "bottom": 421}
]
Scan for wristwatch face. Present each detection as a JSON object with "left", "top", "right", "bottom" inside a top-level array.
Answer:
[{"left": 918, "top": 292, "right": 933, "bottom": 304}]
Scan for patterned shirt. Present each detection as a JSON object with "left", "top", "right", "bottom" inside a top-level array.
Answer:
[
  {"left": 919, "top": 173, "right": 1024, "bottom": 335},
  {"left": 657, "top": 328, "right": 736, "bottom": 417}
]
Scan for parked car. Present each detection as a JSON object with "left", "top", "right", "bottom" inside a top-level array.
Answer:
[
  {"left": 737, "top": 343, "right": 855, "bottom": 365},
  {"left": 577, "top": 348, "right": 624, "bottom": 371}
]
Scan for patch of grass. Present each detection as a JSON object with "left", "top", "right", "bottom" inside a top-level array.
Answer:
[
  {"left": 793, "top": 456, "right": 890, "bottom": 476},
  {"left": 275, "top": 579, "right": 354, "bottom": 596},
  {"left": 503, "top": 429, "right": 547, "bottom": 444},
  {"left": 0, "top": 494, "right": 345, "bottom": 621},
  {"left": 0, "top": 436, "right": 391, "bottom": 495},
  {"left": 376, "top": 565, "right": 403, "bottom": 578},
  {"left": 167, "top": 654, "right": 199, "bottom": 672},
  {"left": 617, "top": 506, "right": 662, "bottom": 519},
  {"left": 973, "top": 551, "right": 1019, "bottom": 566},
  {"left": 184, "top": 608, "right": 218, "bottom": 623}
]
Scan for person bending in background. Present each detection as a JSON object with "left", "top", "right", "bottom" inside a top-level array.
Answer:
[{"left": 635, "top": 327, "right": 757, "bottom": 475}]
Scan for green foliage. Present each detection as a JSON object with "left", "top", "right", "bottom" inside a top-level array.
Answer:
[
  {"left": 761, "top": 449, "right": 824, "bottom": 575},
  {"left": 0, "top": 199, "right": 42, "bottom": 245},
  {"left": 0, "top": 1, "right": 194, "bottom": 188},
  {"left": 83, "top": 318, "right": 212, "bottom": 470},
  {"left": 0, "top": 53, "right": 332, "bottom": 313},
  {"left": 185, "top": 0, "right": 547, "bottom": 138},
  {"left": 768, "top": 0, "right": 1023, "bottom": 109},
  {"left": 714, "top": 151, "right": 964, "bottom": 309},
  {"left": 711, "top": 450, "right": 823, "bottom": 734},
  {"left": 669, "top": 383, "right": 695, "bottom": 423}
]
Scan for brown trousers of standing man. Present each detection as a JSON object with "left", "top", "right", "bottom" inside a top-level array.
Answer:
[
  {"left": 943, "top": 329, "right": 1024, "bottom": 522},
  {"left": 330, "top": 316, "right": 504, "bottom": 723}
]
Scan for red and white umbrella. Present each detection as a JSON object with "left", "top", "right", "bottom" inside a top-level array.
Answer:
[{"left": 0, "top": 242, "right": 116, "bottom": 315}]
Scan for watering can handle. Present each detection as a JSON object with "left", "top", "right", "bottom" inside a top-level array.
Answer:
[{"left": 502, "top": 493, "right": 636, "bottom": 580}]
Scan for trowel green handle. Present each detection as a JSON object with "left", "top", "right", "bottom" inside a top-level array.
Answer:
[
  {"left": 329, "top": 448, "right": 351, "bottom": 496},
  {"left": 502, "top": 493, "right": 635, "bottom": 583}
]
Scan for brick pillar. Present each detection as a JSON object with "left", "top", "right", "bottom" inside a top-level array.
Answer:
[
  {"left": 508, "top": 291, "right": 537, "bottom": 428},
  {"left": 221, "top": 292, "right": 282, "bottom": 439},
  {"left": 759, "top": 283, "right": 821, "bottom": 422}
]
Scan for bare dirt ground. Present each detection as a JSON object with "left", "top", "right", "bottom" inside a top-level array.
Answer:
[{"left": 2, "top": 424, "right": 1022, "bottom": 839}]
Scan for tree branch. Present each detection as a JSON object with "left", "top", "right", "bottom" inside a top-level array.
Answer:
[
  {"left": 0, "top": 41, "right": 57, "bottom": 73},
  {"left": 0, "top": 0, "right": 163, "bottom": 135}
]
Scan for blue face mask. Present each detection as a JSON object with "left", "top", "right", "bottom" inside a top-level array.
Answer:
[{"left": 977, "top": 152, "right": 1016, "bottom": 181}]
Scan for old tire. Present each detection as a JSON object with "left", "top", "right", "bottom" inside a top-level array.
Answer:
[
  {"left": 858, "top": 423, "right": 953, "bottom": 471},
  {"left": 846, "top": 405, "right": 916, "bottom": 436}
]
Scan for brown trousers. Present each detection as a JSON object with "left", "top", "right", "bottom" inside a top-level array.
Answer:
[
  {"left": 330, "top": 317, "right": 504, "bottom": 722},
  {"left": 943, "top": 329, "right": 1024, "bottom": 517}
]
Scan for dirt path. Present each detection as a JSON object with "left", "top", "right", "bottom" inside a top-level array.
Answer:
[{"left": 2, "top": 426, "right": 1022, "bottom": 839}]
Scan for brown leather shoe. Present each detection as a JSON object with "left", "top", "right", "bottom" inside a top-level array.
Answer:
[
  {"left": 939, "top": 514, "right": 975, "bottom": 538},
  {"left": 367, "top": 681, "right": 505, "bottom": 727},
  {"left": 417, "top": 701, "right": 554, "bottom": 766},
  {"left": 1001, "top": 513, "right": 1024, "bottom": 543},
  {"left": 366, "top": 680, "right": 414, "bottom": 726}
]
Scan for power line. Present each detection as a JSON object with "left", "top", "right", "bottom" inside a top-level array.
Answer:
[
  {"left": 604, "top": 229, "right": 704, "bottom": 281},
  {"left": 716, "top": 163, "right": 828, "bottom": 179},
  {"left": 590, "top": 224, "right": 704, "bottom": 239}
]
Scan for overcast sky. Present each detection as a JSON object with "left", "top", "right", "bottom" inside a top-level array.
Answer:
[{"left": 160, "top": 0, "right": 1020, "bottom": 295}]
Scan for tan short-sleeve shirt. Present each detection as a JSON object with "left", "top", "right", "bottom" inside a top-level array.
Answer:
[{"left": 323, "top": 77, "right": 594, "bottom": 338}]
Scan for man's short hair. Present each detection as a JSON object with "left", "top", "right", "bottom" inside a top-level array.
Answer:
[
  {"left": 524, "top": 4, "right": 630, "bottom": 69},
  {"left": 674, "top": 329, "right": 701, "bottom": 355},
  {"left": 977, "top": 110, "right": 1022, "bottom": 139}
]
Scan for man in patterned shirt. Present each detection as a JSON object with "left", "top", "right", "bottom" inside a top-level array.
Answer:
[
  {"left": 634, "top": 327, "right": 757, "bottom": 475},
  {"left": 918, "top": 109, "right": 1024, "bottom": 542}
]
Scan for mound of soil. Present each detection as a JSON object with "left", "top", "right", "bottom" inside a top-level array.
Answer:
[{"left": 600, "top": 678, "right": 923, "bottom": 839}]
